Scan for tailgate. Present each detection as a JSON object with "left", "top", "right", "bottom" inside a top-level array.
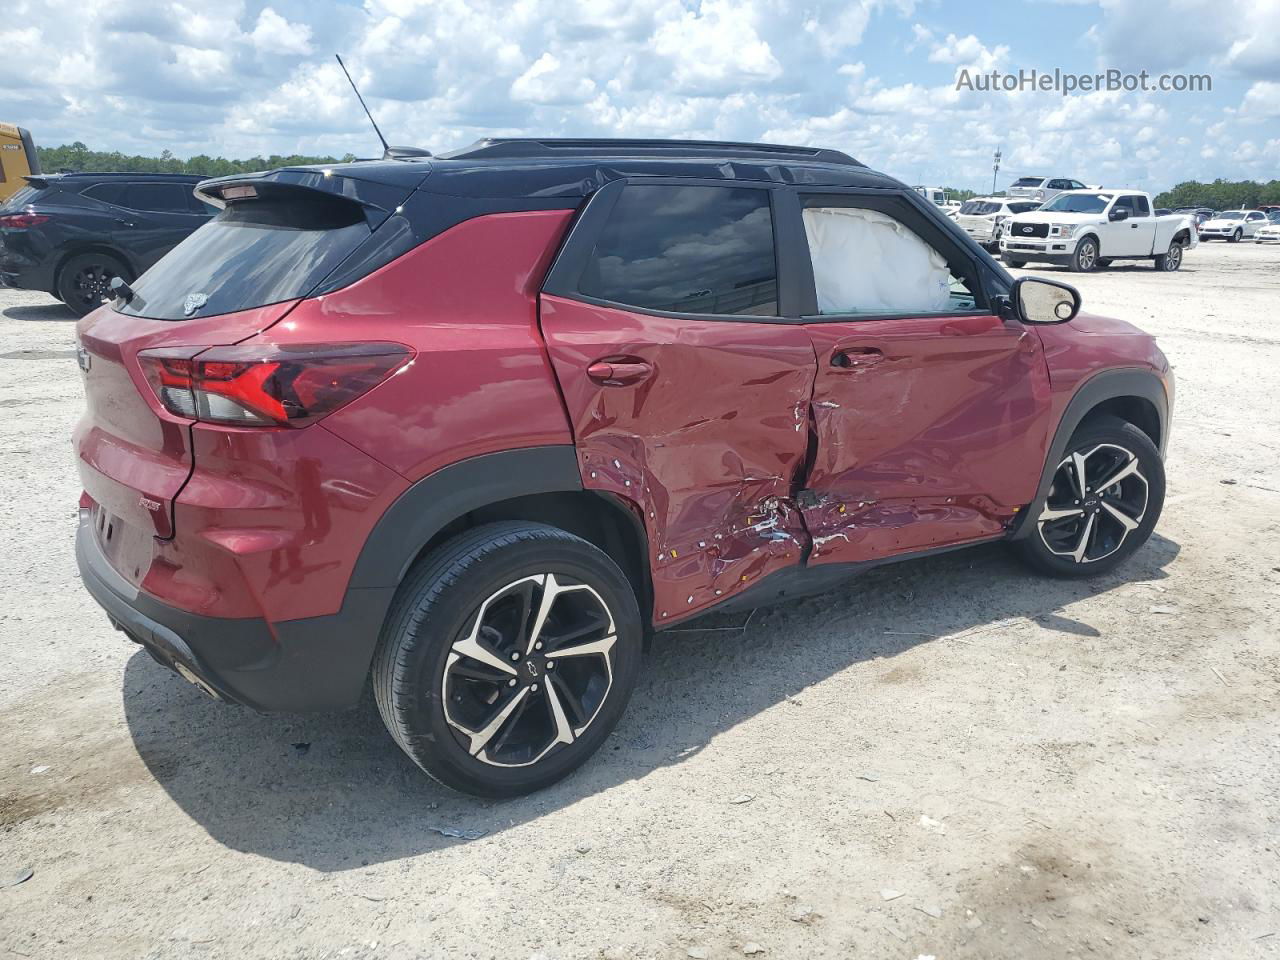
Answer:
[{"left": 74, "top": 302, "right": 298, "bottom": 542}]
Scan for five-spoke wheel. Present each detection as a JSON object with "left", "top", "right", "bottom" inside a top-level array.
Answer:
[
  {"left": 1013, "top": 416, "right": 1165, "bottom": 578},
  {"left": 1037, "top": 443, "right": 1148, "bottom": 564},
  {"left": 443, "top": 573, "right": 618, "bottom": 768},
  {"left": 373, "top": 522, "right": 642, "bottom": 797}
]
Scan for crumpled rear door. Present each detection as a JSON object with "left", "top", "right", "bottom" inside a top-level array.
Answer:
[{"left": 539, "top": 294, "right": 816, "bottom": 623}]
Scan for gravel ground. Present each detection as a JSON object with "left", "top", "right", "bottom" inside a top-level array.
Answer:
[{"left": 1, "top": 241, "right": 1277, "bottom": 960}]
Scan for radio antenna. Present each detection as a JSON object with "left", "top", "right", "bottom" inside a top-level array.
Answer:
[{"left": 335, "top": 54, "right": 389, "bottom": 156}]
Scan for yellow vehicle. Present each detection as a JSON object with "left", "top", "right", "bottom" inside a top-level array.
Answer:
[{"left": 0, "top": 124, "right": 40, "bottom": 205}]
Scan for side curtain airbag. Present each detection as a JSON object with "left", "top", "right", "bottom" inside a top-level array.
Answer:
[{"left": 802, "top": 207, "right": 952, "bottom": 314}]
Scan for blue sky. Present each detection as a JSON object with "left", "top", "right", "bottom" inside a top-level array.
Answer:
[{"left": 3, "top": 0, "right": 1277, "bottom": 193}]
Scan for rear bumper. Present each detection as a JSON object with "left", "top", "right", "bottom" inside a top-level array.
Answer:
[
  {"left": 77, "top": 511, "right": 394, "bottom": 712},
  {"left": 0, "top": 257, "right": 53, "bottom": 292}
]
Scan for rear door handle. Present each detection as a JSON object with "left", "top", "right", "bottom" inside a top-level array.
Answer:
[
  {"left": 587, "top": 358, "right": 653, "bottom": 386},
  {"left": 831, "top": 347, "right": 884, "bottom": 369}
]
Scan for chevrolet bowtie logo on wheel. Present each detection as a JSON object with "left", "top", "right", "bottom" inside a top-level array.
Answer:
[{"left": 525, "top": 659, "right": 539, "bottom": 678}]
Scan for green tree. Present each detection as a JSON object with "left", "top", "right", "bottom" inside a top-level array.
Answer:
[{"left": 35, "top": 143, "right": 343, "bottom": 177}]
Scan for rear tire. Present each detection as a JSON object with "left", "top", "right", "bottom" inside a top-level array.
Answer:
[
  {"left": 1012, "top": 416, "right": 1164, "bottom": 579},
  {"left": 1153, "top": 241, "right": 1183, "bottom": 271},
  {"left": 55, "top": 253, "right": 130, "bottom": 317},
  {"left": 372, "top": 521, "right": 643, "bottom": 797},
  {"left": 1070, "top": 237, "right": 1099, "bottom": 272}
]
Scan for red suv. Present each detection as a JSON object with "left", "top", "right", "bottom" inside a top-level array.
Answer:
[{"left": 74, "top": 139, "right": 1172, "bottom": 796}]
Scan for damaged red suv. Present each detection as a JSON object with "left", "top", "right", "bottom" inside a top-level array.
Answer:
[{"left": 75, "top": 139, "right": 1172, "bottom": 796}]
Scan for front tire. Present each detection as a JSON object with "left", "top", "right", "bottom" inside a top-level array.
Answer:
[
  {"left": 55, "top": 252, "right": 131, "bottom": 317},
  {"left": 1012, "top": 416, "right": 1165, "bottom": 579},
  {"left": 1002, "top": 254, "right": 1027, "bottom": 268},
  {"left": 1070, "top": 237, "right": 1099, "bottom": 272},
  {"left": 372, "top": 522, "right": 643, "bottom": 797},
  {"left": 1229, "top": 229, "right": 1242, "bottom": 243},
  {"left": 1153, "top": 241, "right": 1183, "bottom": 271}
]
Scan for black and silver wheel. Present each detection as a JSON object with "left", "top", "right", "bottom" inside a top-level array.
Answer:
[
  {"left": 1013, "top": 417, "right": 1165, "bottom": 578},
  {"left": 373, "top": 522, "right": 642, "bottom": 797},
  {"left": 1229, "top": 228, "right": 1242, "bottom": 243},
  {"left": 1154, "top": 241, "right": 1183, "bottom": 271},
  {"left": 1070, "top": 237, "right": 1099, "bottom": 272},
  {"left": 56, "top": 253, "right": 130, "bottom": 317}
]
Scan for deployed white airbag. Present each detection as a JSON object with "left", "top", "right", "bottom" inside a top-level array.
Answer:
[{"left": 803, "top": 207, "right": 953, "bottom": 314}]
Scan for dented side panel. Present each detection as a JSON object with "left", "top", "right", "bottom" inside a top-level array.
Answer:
[
  {"left": 801, "top": 313, "right": 1054, "bottom": 563},
  {"left": 539, "top": 294, "right": 817, "bottom": 623}
]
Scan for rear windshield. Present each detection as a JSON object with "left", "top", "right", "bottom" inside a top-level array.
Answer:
[
  {"left": 1011, "top": 177, "right": 1045, "bottom": 187},
  {"left": 960, "top": 201, "right": 1001, "bottom": 215},
  {"left": 1, "top": 185, "right": 43, "bottom": 210},
  {"left": 118, "top": 195, "right": 369, "bottom": 320}
]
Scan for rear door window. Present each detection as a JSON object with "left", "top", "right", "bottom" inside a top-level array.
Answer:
[
  {"left": 577, "top": 184, "right": 778, "bottom": 316},
  {"left": 82, "top": 183, "right": 126, "bottom": 206},
  {"left": 120, "top": 183, "right": 193, "bottom": 214},
  {"left": 118, "top": 194, "right": 370, "bottom": 320}
]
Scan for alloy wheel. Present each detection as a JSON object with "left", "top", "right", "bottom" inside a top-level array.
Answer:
[
  {"left": 1037, "top": 442, "right": 1148, "bottom": 564},
  {"left": 1077, "top": 240, "right": 1097, "bottom": 271},
  {"left": 442, "top": 573, "right": 617, "bottom": 768},
  {"left": 74, "top": 263, "right": 114, "bottom": 308},
  {"left": 1165, "top": 244, "right": 1182, "bottom": 270}
]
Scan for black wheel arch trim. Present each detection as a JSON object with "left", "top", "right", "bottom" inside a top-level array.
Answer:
[
  {"left": 349, "top": 445, "right": 588, "bottom": 590},
  {"left": 1008, "top": 367, "right": 1169, "bottom": 541}
]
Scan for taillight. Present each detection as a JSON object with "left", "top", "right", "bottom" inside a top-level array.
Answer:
[
  {"left": 137, "top": 342, "right": 413, "bottom": 427},
  {"left": 0, "top": 213, "right": 51, "bottom": 229}
]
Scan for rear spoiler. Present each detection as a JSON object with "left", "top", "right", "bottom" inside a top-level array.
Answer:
[
  {"left": 22, "top": 175, "right": 50, "bottom": 190},
  {"left": 195, "top": 164, "right": 431, "bottom": 230}
]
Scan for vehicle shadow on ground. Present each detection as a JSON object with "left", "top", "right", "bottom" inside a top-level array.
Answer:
[
  {"left": 122, "top": 534, "right": 1179, "bottom": 871},
  {"left": 2, "top": 302, "right": 77, "bottom": 321}
]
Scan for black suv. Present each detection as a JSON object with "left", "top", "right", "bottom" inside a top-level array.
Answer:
[{"left": 0, "top": 172, "right": 212, "bottom": 315}]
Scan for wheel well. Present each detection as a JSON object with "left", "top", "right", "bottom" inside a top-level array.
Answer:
[
  {"left": 51, "top": 245, "right": 135, "bottom": 293},
  {"left": 1077, "top": 395, "right": 1161, "bottom": 448},
  {"left": 1173, "top": 229, "right": 1190, "bottom": 246},
  {"left": 407, "top": 490, "right": 652, "bottom": 620}
]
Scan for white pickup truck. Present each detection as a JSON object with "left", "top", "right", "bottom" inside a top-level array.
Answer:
[{"left": 999, "top": 189, "right": 1197, "bottom": 273}]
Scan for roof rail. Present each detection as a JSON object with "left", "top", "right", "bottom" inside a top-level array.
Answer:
[{"left": 437, "top": 138, "right": 861, "bottom": 166}]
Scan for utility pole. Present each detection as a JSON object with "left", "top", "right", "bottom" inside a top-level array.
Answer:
[{"left": 992, "top": 146, "right": 1002, "bottom": 195}]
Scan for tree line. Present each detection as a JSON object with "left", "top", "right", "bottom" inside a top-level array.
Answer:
[
  {"left": 36, "top": 142, "right": 353, "bottom": 178},
  {"left": 32, "top": 144, "right": 1280, "bottom": 210},
  {"left": 1152, "top": 179, "right": 1280, "bottom": 210}
]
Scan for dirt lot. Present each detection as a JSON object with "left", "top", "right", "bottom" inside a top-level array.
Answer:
[{"left": 1, "top": 241, "right": 1277, "bottom": 960}]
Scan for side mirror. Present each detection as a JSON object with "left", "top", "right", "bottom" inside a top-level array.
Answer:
[
  {"left": 1011, "top": 276, "right": 1081, "bottom": 325},
  {"left": 109, "top": 276, "right": 134, "bottom": 304},
  {"left": 1109, "top": 207, "right": 1129, "bottom": 222}
]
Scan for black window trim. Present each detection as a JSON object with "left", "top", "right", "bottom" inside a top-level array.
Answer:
[
  {"left": 542, "top": 177, "right": 1007, "bottom": 326},
  {"left": 790, "top": 186, "right": 995, "bottom": 323},
  {"left": 541, "top": 176, "right": 800, "bottom": 324},
  {"left": 83, "top": 180, "right": 204, "bottom": 216}
]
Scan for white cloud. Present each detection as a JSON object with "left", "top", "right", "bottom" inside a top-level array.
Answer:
[
  {"left": 651, "top": 0, "right": 782, "bottom": 95},
  {"left": 250, "top": 8, "right": 314, "bottom": 57},
  {"left": 511, "top": 53, "right": 597, "bottom": 105},
  {"left": 1240, "top": 81, "right": 1280, "bottom": 118}
]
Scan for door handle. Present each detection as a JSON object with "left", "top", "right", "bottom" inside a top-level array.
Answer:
[
  {"left": 114, "top": 218, "right": 136, "bottom": 228},
  {"left": 831, "top": 347, "right": 884, "bottom": 369},
  {"left": 587, "top": 358, "right": 653, "bottom": 386}
]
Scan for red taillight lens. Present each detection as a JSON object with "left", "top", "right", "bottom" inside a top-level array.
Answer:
[
  {"left": 138, "top": 342, "right": 413, "bottom": 427},
  {"left": 0, "top": 213, "right": 51, "bottom": 229}
]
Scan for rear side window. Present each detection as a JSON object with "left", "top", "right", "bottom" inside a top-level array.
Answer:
[
  {"left": 82, "top": 183, "right": 126, "bottom": 206},
  {"left": 578, "top": 184, "right": 778, "bottom": 316},
  {"left": 119, "top": 195, "right": 370, "bottom": 320},
  {"left": 1, "top": 185, "right": 42, "bottom": 209},
  {"left": 120, "top": 183, "right": 192, "bottom": 213}
]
